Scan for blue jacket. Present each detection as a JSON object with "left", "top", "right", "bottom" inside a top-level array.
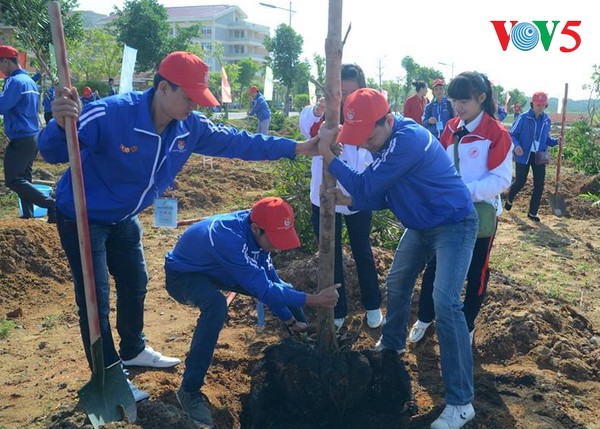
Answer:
[
  {"left": 42, "top": 87, "right": 54, "bottom": 113},
  {"left": 165, "top": 210, "right": 306, "bottom": 321},
  {"left": 422, "top": 96, "right": 454, "bottom": 138},
  {"left": 0, "top": 69, "right": 39, "bottom": 140},
  {"left": 329, "top": 115, "right": 474, "bottom": 230},
  {"left": 248, "top": 92, "right": 271, "bottom": 121},
  {"left": 38, "top": 88, "right": 298, "bottom": 224},
  {"left": 510, "top": 109, "right": 558, "bottom": 165}
]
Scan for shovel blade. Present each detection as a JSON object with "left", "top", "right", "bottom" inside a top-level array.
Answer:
[
  {"left": 78, "top": 344, "right": 137, "bottom": 428},
  {"left": 548, "top": 192, "right": 567, "bottom": 217}
]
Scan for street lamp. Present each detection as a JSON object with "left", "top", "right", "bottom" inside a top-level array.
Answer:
[
  {"left": 438, "top": 61, "right": 455, "bottom": 79},
  {"left": 259, "top": 2, "right": 296, "bottom": 27}
]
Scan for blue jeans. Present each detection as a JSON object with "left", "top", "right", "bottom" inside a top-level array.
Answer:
[
  {"left": 418, "top": 229, "right": 496, "bottom": 332},
  {"left": 56, "top": 210, "right": 148, "bottom": 369},
  {"left": 165, "top": 270, "right": 306, "bottom": 392},
  {"left": 380, "top": 212, "right": 478, "bottom": 405},
  {"left": 311, "top": 204, "right": 382, "bottom": 318}
]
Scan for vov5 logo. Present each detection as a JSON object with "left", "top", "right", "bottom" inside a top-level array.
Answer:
[{"left": 491, "top": 21, "right": 582, "bottom": 52}]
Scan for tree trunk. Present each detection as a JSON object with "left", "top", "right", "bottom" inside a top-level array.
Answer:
[{"left": 316, "top": 0, "right": 343, "bottom": 354}]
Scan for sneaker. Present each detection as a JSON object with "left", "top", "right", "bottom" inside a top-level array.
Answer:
[
  {"left": 334, "top": 318, "right": 345, "bottom": 330},
  {"left": 366, "top": 309, "right": 383, "bottom": 328},
  {"left": 430, "top": 403, "right": 475, "bottom": 429},
  {"left": 409, "top": 320, "right": 432, "bottom": 343},
  {"left": 127, "top": 379, "right": 150, "bottom": 402},
  {"left": 504, "top": 199, "right": 513, "bottom": 211},
  {"left": 527, "top": 213, "right": 540, "bottom": 222},
  {"left": 122, "top": 346, "right": 181, "bottom": 368},
  {"left": 176, "top": 386, "right": 214, "bottom": 427},
  {"left": 374, "top": 338, "right": 405, "bottom": 355}
]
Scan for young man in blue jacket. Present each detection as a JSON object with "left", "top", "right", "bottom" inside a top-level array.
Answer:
[
  {"left": 0, "top": 45, "right": 56, "bottom": 222},
  {"left": 318, "top": 88, "right": 479, "bottom": 429},
  {"left": 423, "top": 78, "right": 454, "bottom": 138},
  {"left": 504, "top": 91, "right": 559, "bottom": 222},
  {"left": 38, "top": 51, "right": 319, "bottom": 402},
  {"left": 247, "top": 85, "right": 271, "bottom": 134},
  {"left": 165, "top": 196, "right": 340, "bottom": 426}
]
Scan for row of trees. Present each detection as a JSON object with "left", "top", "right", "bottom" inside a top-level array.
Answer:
[{"left": 2, "top": 0, "right": 598, "bottom": 118}]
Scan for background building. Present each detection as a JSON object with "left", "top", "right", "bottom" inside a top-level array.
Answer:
[{"left": 91, "top": 4, "right": 270, "bottom": 71}]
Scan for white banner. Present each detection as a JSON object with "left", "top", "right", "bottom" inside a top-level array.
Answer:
[
  {"left": 308, "top": 80, "right": 316, "bottom": 105},
  {"left": 263, "top": 66, "right": 273, "bottom": 101},
  {"left": 119, "top": 45, "right": 137, "bottom": 94},
  {"left": 221, "top": 66, "right": 232, "bottom": 103}
]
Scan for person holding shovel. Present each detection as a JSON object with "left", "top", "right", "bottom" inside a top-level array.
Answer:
[
  {"left": 504, "top": 91, "right": 559, "bottom": 222},
  {"left": 164, "top": 196, "right": 340, "bottom": 426},
  {"left": 38, "top": 51, "right": 320, "bottom": 402},
  {"left": 0, "top": 44, "right": 57, "bottom": 223},
  {"left": 318, "top": 88, "right": 478, "bottom": 429}
]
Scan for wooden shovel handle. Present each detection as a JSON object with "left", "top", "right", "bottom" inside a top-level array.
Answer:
[
  {"left": 555, "top": 83, "right": 568, "bottom": 191},
  {"left": 48, "top": 2, "right": 101, "bottom": 343}
]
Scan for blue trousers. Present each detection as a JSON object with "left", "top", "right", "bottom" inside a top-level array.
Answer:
[
  {"left": 56, "top": 211, "right": 148, "bottom": 369},
  {"left": 380, "top": 212, "right": 478, "bottom": 405},
  {"left": 166, "top": 270, "right": 306, "bottom": 392}
]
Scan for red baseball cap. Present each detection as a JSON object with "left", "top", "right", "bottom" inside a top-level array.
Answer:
[
  {"left": 338, "top": 88, "right": 390, "bottom": 146},
  {"left": 531, "top": 92, "right": 548, "bottom": 105},
  {"left": 0, "top": 45, "right": 19, "bottom": 59},
  {"left": 432, "top": 78, "right": 445, "bottom": 88},
  {"left": 158, "top": 51, "right": 219, "bottom": 107},
  {"left": 250, "top": 197, "right": 300, "bottom": 250},
  {"left": 249, "top": 86, "right": 259, "bottom": 94}
]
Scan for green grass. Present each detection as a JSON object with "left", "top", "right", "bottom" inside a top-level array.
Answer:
[
  {"left": 0, "top": 192, "right": 18, "bottom": 219},
  {"left": 0, "top": 318, "right": 16, "bottom": 339},
  {"left": 41, "top": 314, "right": 62, "bottom": 330}
]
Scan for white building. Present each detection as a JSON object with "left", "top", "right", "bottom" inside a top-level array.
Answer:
[{"left": 92, "top": 4, "right": 270, "bottom": 71}]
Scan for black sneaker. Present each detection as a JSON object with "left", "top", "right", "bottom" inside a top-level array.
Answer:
[
  {"left": 527, "top": 213, "right": 540, "bottom": 222},
  {"left": 176, "top": 387, "right": 213, "bottom": 427},
  {"left": 504, "top": 200, "right": 513, "bottom": 211}
]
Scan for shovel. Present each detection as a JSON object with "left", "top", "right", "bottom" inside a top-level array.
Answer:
[
  {"left": 548, "top": 83, "right": 568, "bottom": 217},
  {"left": 48, "top": 2, "right": 136, "bottom": 426}
]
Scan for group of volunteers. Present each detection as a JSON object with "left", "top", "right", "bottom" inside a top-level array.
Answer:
[{"left": 1, "top": 42, "right": 561, "bottom": 429}]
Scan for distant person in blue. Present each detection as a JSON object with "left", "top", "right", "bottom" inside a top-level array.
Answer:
[
  {"left": 318, "top": 88, "right": 478, "bottom": 429},
  {"left": 423, "top": 78, "right": 454, "bottom": 138},
  {"left": 42, "top": 86, "right": 55, "bottom": 123},
  {"left": 0, "top": 44, "right": 56, "bottom": 222},
  {"left": 80, "top": 86, "right": 99, "bottom": 105},
  {"left": 107, "top": 77, "right": 117, "bottom": 97},
  {"left": 165, "top": 196, "right": 340, "bottom": 426},
  {"left": 504, "top": 91, "right": 559, "bottom": 222},
  {"left": 247, "top": 85, "right": 271, "bottom": 134},
  {"left": 38, "top": 51, "right": 320, "bottom": 405}
]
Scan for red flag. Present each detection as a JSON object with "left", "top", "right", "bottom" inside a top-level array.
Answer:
[{"left": 221, "top": 66, "right": 232, "bottom": 103}]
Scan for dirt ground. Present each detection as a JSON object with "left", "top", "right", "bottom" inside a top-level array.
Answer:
[{"left": 1, "top": 155, "right": 600, "bottom": 429}]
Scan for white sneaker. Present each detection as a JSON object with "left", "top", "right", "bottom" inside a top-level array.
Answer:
[
  {"left": 366, "top": 309, "right": 383, "bottom": 328},
  {"left": 334, "top": 318, "right": 345, "bottom": 329},
  {"left": 430, "top": 403, "right": 475, "bottom": 429},
  {"left": 373, "top": 338, "right": 405, "bottom": 355},
  {"left": 122, "top": 346, "right": 181, "bottom": 368},
  {"left": 408, "top": 320, "right": 432, "bottom": 343}
]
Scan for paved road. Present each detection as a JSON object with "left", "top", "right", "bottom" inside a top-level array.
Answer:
[{"left": 211, "top": 111, "right": 299, "bottom": 120}]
